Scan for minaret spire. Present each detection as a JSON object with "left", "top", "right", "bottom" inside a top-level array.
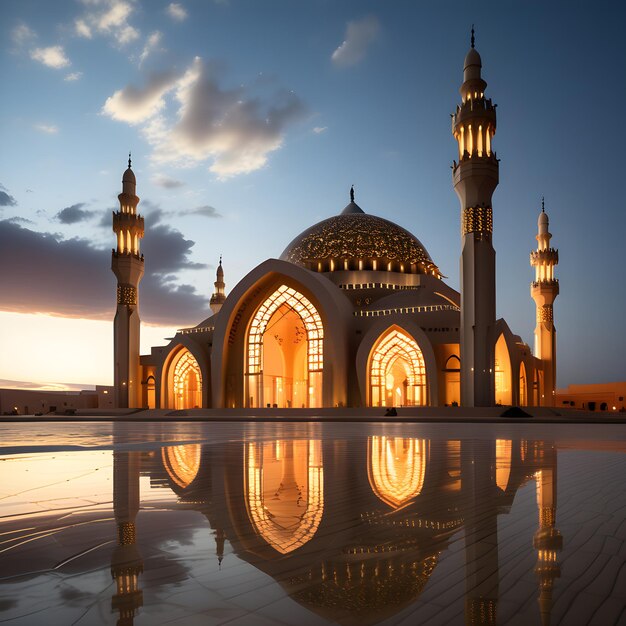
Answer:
[
  {"left": 112, "top": 156, "right": 145, "bottom": 408},
  {"left": 210, "top": 256, "right": 226, "bottom": 315},
  {"left": 530, "top": 199, "right": 559, "bottom": 406},
  {"left": 452, "top": 32, "right": 499, "bottom": 406}
]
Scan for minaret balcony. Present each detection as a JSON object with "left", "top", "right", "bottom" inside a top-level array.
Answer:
[
  {"left": 113, "top": 212, "right": 145, "bottom": 231},
  {"left": 530, "top": 249, "right": 559, "bottom": 265},
  {"left": 452, "top": 99, "right": 496, "bottom": 128}
]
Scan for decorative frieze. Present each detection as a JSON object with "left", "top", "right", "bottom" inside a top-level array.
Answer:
[
  {"left": 538, "top": 305, "right": 553, "bottom": 323},
  {"left": 462, "top": 206, "right": 493, "bottom": 235},
  {"left": 117, "top": 286, "right": 137, "bottom": 306}
]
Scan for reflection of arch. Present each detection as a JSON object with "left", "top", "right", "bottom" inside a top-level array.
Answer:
[
  {"left": 367, "top": 326, "right": 427, "bottom": 407},
  {"left": 162, "top": 444, "right": 202, "bottom": 489},
  {"left": 495, "top": 334, "right": 512, "bottom": 405},
  {"left": 368, "top": 436, "right": 429, "bottom": 508},
  {"left": 246, "top": 285, "right": 323, "bottom": 408},
  {"left": 495, "top": 439, "right": 512, "bottom": 491},
  {"left": 519, "top": 362, "right": 527, "bottom": 406},
  {"left": 244, "top": 440, "right": 324, "bottom": 554}
]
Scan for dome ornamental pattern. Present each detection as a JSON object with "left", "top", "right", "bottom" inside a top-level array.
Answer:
[{"left": 281, "top": 206, "right": 440, "bottom": 277}]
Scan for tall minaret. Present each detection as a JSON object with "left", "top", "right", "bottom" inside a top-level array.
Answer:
[
  {"left": 112, "top": 154, "right": 144, "bottom": 408},
  {"left": 451, "top": 27, "right": 499, "bottom": 407},
  {"left": 530, "top": 200, "right": 559, "bottom": 406},
  {"left": 209, "top": 256, "right": 226, "bottom": 315}
]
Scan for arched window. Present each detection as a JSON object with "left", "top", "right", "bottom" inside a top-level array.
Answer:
[
  {"left": 495, "top": 334, "right": 512, "bottom": 405},
  {"left": 170, "top": 348, "right": 202, "bottom": 409},
  {"left": 368, "top": 327, "right": 427, "bottom": 407},
  {"left": 444, "top": 355, "right": 461, "bottom": 406},
  {"left": 519, "top": 362, "right": 527, "bottom": 406},
  {"left": 246, "top": 285, "right": 323, "bottom": 408},
  {"left": 146, "top": 375, "right": 156, "bottom": 409}
]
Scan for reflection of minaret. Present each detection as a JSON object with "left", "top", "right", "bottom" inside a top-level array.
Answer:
[
  {"left": 215, "top": 528, "right": 225, "bottom": 567},
  {"left": 462, "top": 440, "right": 498, "bottom": 626},
  {"left": 111, "top": 451, "right": 143, "bottom": 626},
  {"left": 210, "top": 256, "right": 226, "bottom": 315},
  {"left": 452, "top": 27, "right": 499, "bottom": 407},
  {"left": 112, "top": 154, "right": 144, "bottom": 408},
  {"left": 530, "top": 200, "right": 559, "bottom": 406},
  {"left": 533, "top": 444, "right": 562, "bottom": 626}
]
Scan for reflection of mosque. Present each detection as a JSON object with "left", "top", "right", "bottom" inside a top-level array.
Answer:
[{"left": 111, "top": 432, "right": 562, "bottom": 625}]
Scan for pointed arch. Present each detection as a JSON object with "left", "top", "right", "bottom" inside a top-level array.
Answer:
[
  {"left": 519, "top": 362, "right": 528, "bottom": 406},
  {"left": 367, "top": 326, "right": 427, "bottom": 407},
  {"left": 495, "top": 333, "right": 512, "bottom": 405},
  {"left": 162, "top": 444, "right": 201, "bottom": 489}
]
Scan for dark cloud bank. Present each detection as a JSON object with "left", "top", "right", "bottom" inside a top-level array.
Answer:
[{"left": 0, "top": 216, "right": 210, "bottom": 326}]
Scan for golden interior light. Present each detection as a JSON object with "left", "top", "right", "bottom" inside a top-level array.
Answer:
[
  {"left": 369, "top": 328, "right": 427, "bottom": 407},
  {"left": 244, "top": 439, "right": 323, "bottom": 554},
  {"left": 367, "top": 436, "right": 428, "bottom": 508},
  {"left": 172, "top": 349, "right": 202, "bottom": 409},
  {"left": 162, "top": 444, "right": 201, "bottom": 488}
]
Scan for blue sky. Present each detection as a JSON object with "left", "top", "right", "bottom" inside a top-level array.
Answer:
[{"left": 0, "top": 0, "right": 624, "bottom": 388}]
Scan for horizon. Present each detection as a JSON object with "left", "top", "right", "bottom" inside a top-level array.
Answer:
[{"left": 1, "top": 1, "right": 625, "bottom": 389}]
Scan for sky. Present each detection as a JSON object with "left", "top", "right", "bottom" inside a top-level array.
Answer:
[{"left": 0, "top": 0, "right": 625, "bottom": 390}]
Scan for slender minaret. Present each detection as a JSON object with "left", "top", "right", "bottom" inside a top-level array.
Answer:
[
  {"left": 209, "top": 256, "right": 226, "bottom": 315},
  {"left": 452, "top": 27, "right": 499, "bottom": 406},
  {"left": 530, "top": 199, "right": 559, "bottom": 406},
  {"left": 112, "top": 154, "right": 144, "bottom": 408}
]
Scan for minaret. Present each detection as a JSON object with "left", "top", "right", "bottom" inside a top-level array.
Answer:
[
  {"left": 533, "top": 444, "right": 562, "bottom": 626},
  {"left": 451, "top": 27, "right": 499, "bottom": 406},
  {"left": 209, "top": 256, "right": 226, "bottom": 315},
  {"left": 112, "top": 154, "right": 145, "bottom": 408},
  {"left": 530, "top": 199, "right": 559, "bottom": 406}
]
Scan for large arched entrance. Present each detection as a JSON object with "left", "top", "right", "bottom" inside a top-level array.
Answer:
[
  {"left": 244, "top": 439, "right": 324, "bottom": 554},
  {"left": 495, "top": 334, "right": 512, "bottom": 405},
  {"left": 367, "top": 436, "right": 429, "bottom": 509},
  {"left": 245, "top": 285, "right": 323, "bottom": 408},
  {"left": 368, "top": 327, "right": 427, "bottom": 406},
  {"left": 167, "top": 348, "right": 202, "bottom": 409}
]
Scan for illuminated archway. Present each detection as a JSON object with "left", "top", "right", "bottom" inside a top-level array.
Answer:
[
  {"left": 146, "top": 375, "right": 156, "bottom": 409},
  {"left": 495, "top": 439, "right": 512, "bottom": 491},
  {"left": 162, "top": 444, "right": 201, "bottom": 489},
  {"left": 495, "top": 334, "right": 512, "bottom": 405},
  {"left": 246, "top": 285, "right": 323, "bottom": 408},
  {"left": 244, "top": 439, "right": 323, "bottom": 554},
  {"left": 170, "top": 348, "right": 202, "bottom": 409},
  {"left": 368, "top": 436, "right": 429, "bottom": 508},
  {"left": 519, "top": 362, "right": 528, "bottom": 406},
  {"left": 368, "top": 327, "right": 427, "bottom": 406},
  {"left": 444, "top": 354, "right": 461, "bottom": 406}
]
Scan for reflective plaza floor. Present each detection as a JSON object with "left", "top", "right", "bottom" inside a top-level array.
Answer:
[{"left": 1, "top": 421, "right": 625, "bottom": 625}]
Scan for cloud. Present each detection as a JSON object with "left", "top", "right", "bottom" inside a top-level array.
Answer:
[
  {"left": 34, "top": 124, "right": 59, "bottom": 134},
  {"left": 76, "top": 0, "right": 139, "bottom": 46},
  {"left": 151, "top": 173, "right": 185, "bottom": 188},
  {"left": 0, "top": 219, "right": 209, "bottom": 325},
  {"left": 64, "top": 71, "right": 83, "bottom": 82},
  {"left": 313, "top": 126, "right": 327, "bottom": 134},
  {"left": 167, "top": 3, "right": 187, "bottom": 21},
  {"left": 185, "top": 205, "right": 221, "bottom": 218},
  {"left": 74, "top": 19, "right": 92, "bottom": 38},
  {"left": 102, "top": 71, "right": 179, "bottom": 123},
  {"left": 30, "top": 45, "right": 71, "bottom": 69},
  {"left": 0, "top": 185, "right": 17, "bottom": 207},
  {"left": 332, "top": 15, "right": 380, "bottom": 67},
  {"left": 138, "top": 31, "right": 163, "bottom": 67},
  {"left": 6, "top": 216, "right": 33, "bottom": 225},
  {"left": 56, "top": 203, "right": 91, "bottom": 224},
  {"left": 11, "top": 23, "right": 37, "bottom": 47}
]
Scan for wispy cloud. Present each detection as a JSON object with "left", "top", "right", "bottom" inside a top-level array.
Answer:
[
  {"left": 167, "top": 3, "right": 187, "bottom": 21},
  {"left": 34, "top": 123, "right": 59, "bottom": 134},
  {"left": 332, "top": 15, "right": 380, "bottom": 67},
  {"left": 103, "top": 57, "right": 306, "bottom": 178},
  {"left": 75, "top": 0, "right": 139, "bottom": 46},
  {"left": 313, "top": 126, "right": 327, "bottom": 134},
  {"left": 30, "top": 46, "right": 71, "bottom": 69},
  {"left": 138, "top": 31, "right": 163, "bottom": 67},
  {"left": 64, "top": 71, "right": 83, "bottom": 82},
  {"left": 11, "top": 23, "right": 37, "bottom": 48},
  {"left": 184, "top": 205, "right": 221, "bottom": 218},
  {"left": 151, "top": 173, "right": 185, "bottom": 188},
  {"left": 56, "top": 203, "right": 90, "bottom": 224},
  {"left": 0, "top": 184, "right": 17, "bottom": 207}
]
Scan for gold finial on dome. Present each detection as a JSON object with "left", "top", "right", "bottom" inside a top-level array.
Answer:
[
  {"left": 471, "top": 24, "right": 475, "bottom": 49},
  {"left": 350, "top": 185, "right": 355, "bottom": 203},
  {"left": 128, "top": 151, "right": 132, "bottom": 169}
]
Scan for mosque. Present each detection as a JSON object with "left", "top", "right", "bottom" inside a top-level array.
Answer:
[{"left": 111, "top": 32, "right": 560, "bottom": 411}]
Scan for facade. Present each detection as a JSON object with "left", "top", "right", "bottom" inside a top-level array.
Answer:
[{"left": 113, "top": 35, "right": 560, "bottom": 410}]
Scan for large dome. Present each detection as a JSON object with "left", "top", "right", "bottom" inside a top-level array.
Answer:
[{"left": 280, "top": 201, "right": 440, "bottom": 276}]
